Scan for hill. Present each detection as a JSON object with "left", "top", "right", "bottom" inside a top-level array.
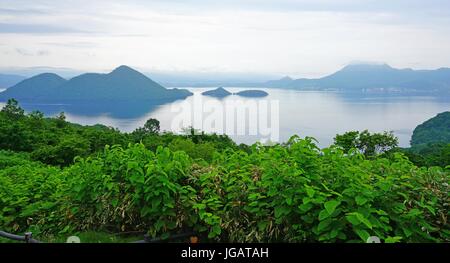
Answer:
[
  {"left": 235, "top": 90, "right": 268, "bottom": 97},
  {"left": 411, "top": 111, "right": 450, "bottom": 146},
  {"left": 202, "top": 87, "right": 232, "bottom": 98},
  {"left": 265, "top": 64, "right": 450, "bottom": 94},
  {"left": 0, "top": 73, "right": 67, "bottom": 101},
  {"left": 0, "top": 66, "right": 192, "bottom": 102}
]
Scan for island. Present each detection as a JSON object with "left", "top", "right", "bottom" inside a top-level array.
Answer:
[
  {"left": 235, "top": 90, "right": 269, "bottom": 97},
  {"left": 201, "top": 87, "right": 232, "bottom": 98},
  {"left": 0, "top": 65, "right": 193, "bottom": 103}
]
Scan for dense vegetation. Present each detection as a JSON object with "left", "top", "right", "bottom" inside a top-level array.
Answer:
[
  {"left": 400, "top": 112, "right": 450, "bottom": 168},
  {"left": 0, "top": 99, "right": 448, "bottom": 243},
  {"left": 411, "top": 112, "right": 450, "bottom": 146}
]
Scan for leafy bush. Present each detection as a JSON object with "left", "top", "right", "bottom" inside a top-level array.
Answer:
[
  {"left": 0, "top": 161, "right": 67, "bottom": 235},
  {"left": 65, "top": 144, "right": 197, "bottom": 238},
  {"left": 2, "top": 139, "right": 447, "bottom": 243}
]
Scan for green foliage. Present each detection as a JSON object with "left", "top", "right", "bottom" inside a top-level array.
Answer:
[
  {"left": 64, "top": 144, "right": 198, "bottom": 238},
  {"left": 0, "top": 103, "right": 129, "bottom": 166},
  {"left": 0, "top": 98, "right": 24, "bottom": 119},
  {"left": 0, "top": 102, "right": 448, "bottom": 243},
  {"left": 0, "top": 155, "right": 67, "bottom": 235},
  {"left": 402, "top": 112, "right": 450, "bottom": 168},
  {"left": 334, "top": 130, "right": 398, "bottom": 158},
  {"left": 31, "top": 135, "right": 91, "bottom": 166},
  {"left": 169, "top": 138, "right": 216, "bottom": 162},
  {"left": 1, "top": 138, "right": 448, "bottom": 243},
  {"left": 400, "top": 143, "right": 450, "bottom": 168},
  {"left": 0, "top": 102, "right": 237, "bottom": 167},
  {"left": 0, "top": 150, "right": 33, "bottom": 169},
  {"left": 55, "top": 112, "right": 67, "bottom": 128},
  {"left": 131, "top": 118, "right": 160, "bottom": 141},
  {"left": 143, "top": 118, "right": 160, "bottom": 134},
  {"left": 411, "top": 112, "right": 450, "bottom": 146}
]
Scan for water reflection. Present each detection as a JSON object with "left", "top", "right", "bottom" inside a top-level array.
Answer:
[{"left": 0, "top": 88, "right": 448, "bottom": 147}]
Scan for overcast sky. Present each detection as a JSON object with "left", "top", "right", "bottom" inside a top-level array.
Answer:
[{"left": 1, "top": 0, "right": 450, "bottom": 78}]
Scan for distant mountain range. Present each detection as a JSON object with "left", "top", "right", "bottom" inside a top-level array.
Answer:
[
  {"left": 1, "top": 63, "right": 450, "bottom": 97},
  {"left": 264, "top": 64, "right": 450, "bottom": 94},
  {"left": 0, "top": 66, "right": 192, "bottom": 103}
]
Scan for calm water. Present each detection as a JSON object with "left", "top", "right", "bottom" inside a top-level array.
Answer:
[{"left": 1, "top": 87, "right": 449, "bottom": 147}]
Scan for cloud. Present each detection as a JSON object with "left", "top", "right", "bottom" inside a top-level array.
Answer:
[
  {"left": 0, "top": 0, "right": 450, "bottom": 76},
  {"left": 0, "top": 23, "right": 89, "bottom": 34},
  {"left": 42, "top": 42, "right": 97, "bottom": 48},
  {"left": 0, "top": 8, "right": 49, "bottom": 15},
  {"left": 16, "top": 48, "right": 50, "bottom": 56}
]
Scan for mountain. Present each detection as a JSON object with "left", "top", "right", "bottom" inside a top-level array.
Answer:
[
  {"left": 0, "top": 74, "right": 26, "bottom": 89},
  {"left": 202, "top": 87, "right": 232, "bottom": 98},
  {"left": 0, "top": 73, "right": 67, "bottom": 100},
  {"left": 265, "top": 76, "right": 293, "bottom": 87},
  {"left": 264, "top": 64, "right": 450, "bottom": 94},
  {"left": 0, "top": 65, "right": 193, "bottom": 103}
]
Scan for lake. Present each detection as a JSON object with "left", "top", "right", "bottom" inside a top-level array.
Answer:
[{"left": 1, "top": 87, "right": 449, "bottom": 147}]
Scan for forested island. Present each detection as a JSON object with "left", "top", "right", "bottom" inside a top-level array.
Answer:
[
  {"left": 0, "top": 66, "right": 192, "bottom": 103},
  {"left": 201, "top": 87, "right": 232, "bottom": 98},
  {"left": 202, "top": 87, "right": 268, "bottom": 98},
  {"left": 0, "top": 99, "right": 448, "bottom": 243}
]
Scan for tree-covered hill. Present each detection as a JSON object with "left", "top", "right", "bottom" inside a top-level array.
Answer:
[
  {"left": 0, "top": 66, "right": 193, "bottom": 103},
  {"left": 397, "top": 112, "right": 450, "bottom": 167},
  {"left": 411, "top": 111, "right": 450, "bottom": 146}
]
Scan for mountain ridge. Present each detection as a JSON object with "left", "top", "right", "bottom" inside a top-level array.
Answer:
[
  {"left": 0, "top": 66, "right": 193, "bottom": 103},
  {"left": 264, "top": 64, "right": 450, "bottom": 94}
]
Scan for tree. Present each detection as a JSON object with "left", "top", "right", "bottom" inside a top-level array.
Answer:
[
  {"left": 132, "top": 118, "right": 160, "bottom": 141},
  {"left": 143, "top": 118, "right": 160, "bottom": 134},
  {"left": 55, "top": 112, "right": 66, "bottom": 128},
  {"left": 334, "top": 130, "right": 398, "bottom": 157},
  {"left": 29, "top": 110, "right": 44, "bottom": 120},
  {"left": 168, "top": 138, "right": 216, "bottom": 161},
  {"left": 31, "top": 135, "right": 90, "bottom": 166},
  {"left": 401, "top": 142, "right": 450, "bottom": 167},
  {"left": 1, "top": 98, "right": 24, "bottom": 119},
  {"left": 29, "top": 110, "right": 45, "bottom": 128}
]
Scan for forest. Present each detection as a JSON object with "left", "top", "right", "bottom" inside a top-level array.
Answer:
[{"left": 0, "top": 99, "right": 448, "bottom": 243}]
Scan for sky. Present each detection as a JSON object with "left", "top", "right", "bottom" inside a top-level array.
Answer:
[{"left": 1, "top": 0, "right": 450, "bottom": 79}]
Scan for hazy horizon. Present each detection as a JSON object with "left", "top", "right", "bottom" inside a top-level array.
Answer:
[{"left": 1, "top": 0, "right": 450, "bottom": 79}]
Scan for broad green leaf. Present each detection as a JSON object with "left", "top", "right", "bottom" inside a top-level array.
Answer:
[
  {"left": 324, "top": 200, "right": 340, "bottom": 215},
  {"left": 355, "top": 196, "right": 368, "bottom": 206},
  {"left": 319, "top": 209, "right": 330, "bottom": 221},
  {"left": 346, "top": 214, "right": 361, "bottom": 226},
  {"left": 317, "top": 218, "right": 332, "bottom": 232},
  {"left": 354, "top": 228, "right": 370, "bottom": 242},
  {"left": 306, "top": 188, "right": 315, "bottom": 198},
  {"left": 385, "top": 236, "right": 402, "bottom": 243},
  {"left": 355, "top": 213, "right": 373, "bottom": 229},
  {"left": 298, "top": 203, "right": 313, "bottom": 213}
]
